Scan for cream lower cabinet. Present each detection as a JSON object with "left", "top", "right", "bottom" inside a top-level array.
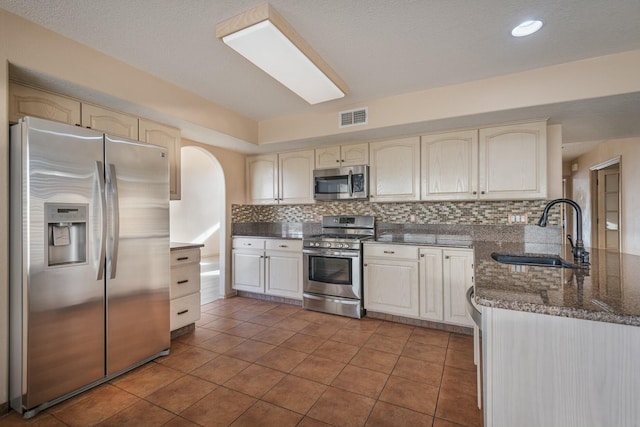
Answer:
[
  {"left": 232, "top": 237, "right": 303, "bottom": 299},
  {"left": 246, "top": 150, "right": 315, "bottom": 205},
  {"left": 363, "top": 244, "right": 420, "bottom": 317},
  {"left": 170, "top": 247, "right": 202, "bottom": 331},
  {"left": 369, "top": 137, "right": 421, "bottom": 202},
  {"left": 364, "top": 243, "right": 474, "bottom": 327}
]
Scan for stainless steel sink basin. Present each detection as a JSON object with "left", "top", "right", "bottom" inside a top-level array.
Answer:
[{"left": 491, "top": 252, "right": 582, "bottom": 269}]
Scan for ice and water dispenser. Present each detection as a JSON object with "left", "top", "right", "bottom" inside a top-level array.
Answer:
[{"left": 46, "top": 203, "right": 88, "bottom": 266}]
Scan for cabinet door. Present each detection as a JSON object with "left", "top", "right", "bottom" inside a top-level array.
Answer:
[
  {"left": 419, "top": 248, "right": 444, "bottom": 321},
  {"left": 139, "top": 119, "right": 182, "bottom": 200},
  {"left": 232, "top": 250, "right": 264, "bottom": 293},
  {"left": 279, "top": 150, "right": 315, "bottom": 204},
  {"left": 315, "top": 146, "right": 341, "bottom": 169},
  {"left": 266, "top": 251, "right": 302, "bottom": 299},
  {"left": 81, "top": 103, "right": 138, "bottom": 140},
  {"left": 442, "top": 248, "right": 474, "bottom": 327},
  {"left": 421, "top": 130, "right": 478, "bottom": 200},
  {"left": 478, "top": 121, "right": 547, "bottom": 200},
  {"left": 369, "top": 137, "right": 420, "bottom": 202},
  {"left": 340, "top": 143, "right": 369, "bottom": 166},
  {"left": 364, "top": 258, "right": 419, "bottom": 317},
  {"left": 246, "top": 154, "right": 278, "bottom": 204},
  {"left": 9, "top": 82, "right": 81, "bottom": 125}
]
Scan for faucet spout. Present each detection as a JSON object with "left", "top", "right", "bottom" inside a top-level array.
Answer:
[{"left": 537, "top": 198, "right": 589, "bottom": 264}]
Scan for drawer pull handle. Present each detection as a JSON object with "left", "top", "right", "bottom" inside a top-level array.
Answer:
[
  {"left": 279, "top": 245, "right": 288, "bottom": 248},
  {"left": 177, "top": 309, "right": 189, "bottom": 315},
  {"left": 383, "top": 250, "right": 395, "bottom": 254},
  {"left": 177, "top": 279, "right": 189, "bottom": 284},
  {"left": 246, "top": 243, "right": 252, "bottom": 246},
  {"left": 177, "top": 256, "right": 189, "bottom": 261},
  {"left": 445, "top": 255, "right": 450, "bottom": 259}
]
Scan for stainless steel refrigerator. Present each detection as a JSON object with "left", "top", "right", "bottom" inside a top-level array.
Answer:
[{"left": 9, "top": 117, "right": 170, "bottom": 417}]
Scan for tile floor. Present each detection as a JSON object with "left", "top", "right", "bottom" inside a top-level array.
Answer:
[{"left": 1, "top": 297, "right": 483, "bottom": 427}]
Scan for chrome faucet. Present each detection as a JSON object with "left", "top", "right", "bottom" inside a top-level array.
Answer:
[{"left": 537, "top": 198, "right": 590, "bottom": 264}]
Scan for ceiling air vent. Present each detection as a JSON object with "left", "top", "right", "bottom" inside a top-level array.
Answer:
[{"left": 339, "top": 107, "right": 368, "bottom": 128}]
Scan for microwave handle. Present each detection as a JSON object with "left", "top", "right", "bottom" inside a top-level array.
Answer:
[{"left": 348, "top": 170, "right": 353, "bottom": 196}]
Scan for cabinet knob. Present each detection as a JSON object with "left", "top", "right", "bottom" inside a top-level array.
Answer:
[
  {"left": 420, "top": 254, "right": 425, "bottom": 257},
  {"left": 481, "top": 191, "right": 485, "bottom": 194},
  {"left": 336, "top": 159, "right": 340, "bottom": 163},
  {"left": 246, "top": 243, "right": 252, "bottom": 246},
  {"left": 364, "top": 263, "right": 368, "bottom": 267},
  {"left": 383, "top": 250, "right": 395, "bottom": 254},
  {"left": 472, "top": 191, "right": 477, "bottom": 195},
  {"left": 445, "top": 255, "right": 450, "bottom": 259}
]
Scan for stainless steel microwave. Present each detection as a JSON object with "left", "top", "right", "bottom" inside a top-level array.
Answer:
[{"left": 313, "top": 165, "right": 369, "bottom": 200}]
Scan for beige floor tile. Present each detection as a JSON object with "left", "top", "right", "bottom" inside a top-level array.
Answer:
[
  {"left": 435, "top": 387, "right": 483, "bottom": 427},
  {"left": 280, "top": 333, "right": 326, "bottom": 353},
  {"left": 365, "top": 401, "right": 434, "bottom": 427},
  {"left": 229, "top": 400, "right": 302, "bottom": 427},
  {"left": 262, "top": 376, "right": 327, "bottom": 414},
  {"left": 364, "top": 334, "right": 407, "bottom": 355},
  {"left": 379, "top": 375, "right": 439, "bottom": 415},
  {"left": 291, "top": 354, "right": 346, "bottom": 385},
  {"left": 401, "top": 340, "right": 447, "bottom": 364},
  {"left": 255, "top": 346, "right": 308, "bottom": 373},
  {"left": 95, "top": 399, "right": 174, "bottom": 426},
  {"left": 190, "top": 355, "right": 251, "bottom": 385},
  {"left": 146, "top": 374, "right": 217, "bottom": 413},
  {"left": 392, "top": 356, "right": 444, "bottom": 386},
  {"left": 52, "top": 384, "right": 139, "bottom": 426},
  {"left": 223, "top": 364, "right": 285, "bottom": 398},
  {"left": 223, "top": 339, "right": 275, "bottom": 363},
  {"left": 110, "top": 363, "right": 184, "bottom": 398},
  {"left": 350, "top": 347, "right": 399, "bottom": 374},
  {"left": 181, "top": 387, "right": 256, "bottom": 427},
  {"left": 307, "top": 386, "right": 375, "bottom": 427},
  {"left": 331, "top": 364, "right": 389, "bottom": 399}
]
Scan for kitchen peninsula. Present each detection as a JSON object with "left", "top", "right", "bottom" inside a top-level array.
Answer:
[{"left": 474, "top": 243, "right": 640, "bottom": 427}]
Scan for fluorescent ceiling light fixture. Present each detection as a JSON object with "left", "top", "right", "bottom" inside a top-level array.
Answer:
[
  {"left": 511, "top": 19, "right": 544, "bottom": 37},
  {"left": 216, "top": 3, "right": 348, "bottom": 105}
]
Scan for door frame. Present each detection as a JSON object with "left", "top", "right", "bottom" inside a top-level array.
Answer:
[{"left": 589, "top": 156, "right": 622, "bottom": 251}]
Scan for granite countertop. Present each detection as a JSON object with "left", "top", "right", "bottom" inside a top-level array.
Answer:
[
  {"left": 370, "top": 233, "right": 473, "bottom": 248},
  {"left": 170, "top": 242, "right": 205, "bottom": 251},
  {"left": 474, "top": 241, "right": 640, "bottom": 327},
  {"left": 232, "top": 233, "right": 304, "bottom": 240}
]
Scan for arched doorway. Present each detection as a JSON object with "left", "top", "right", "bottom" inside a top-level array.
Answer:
[{"left": 170, "top": 146, "right": 225, "bottom": 304}]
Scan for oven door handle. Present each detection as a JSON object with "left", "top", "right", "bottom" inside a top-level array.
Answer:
[{"left": 303, "top": 248, "right": 360, "bottom": 258}]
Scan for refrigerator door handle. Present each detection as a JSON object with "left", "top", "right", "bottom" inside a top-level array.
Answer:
[
  {"left": 109, "top": 164, "right": 120, "bottom": 279},
  {"left": 96, "top": 161, "right": 107, "bottom": 280}
]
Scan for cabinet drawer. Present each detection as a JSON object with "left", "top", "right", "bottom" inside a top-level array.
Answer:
[
  {"left": 171, "top": 248, "right": 201, "bottom": 267},
  {"left": 171, "top": 264, "right": 200, "bottom": 299},
  {"left": 364, "top": 244, "right": 418, "bottom": 260},
  {"left": 265, "top": 239, "right": 302, "bottom": 252},
  {"left": 170, "top": 292, "right": 200, "bottom": 331},
  {"left": 233, "top": 237, "right": 266, "bottom": 250}
]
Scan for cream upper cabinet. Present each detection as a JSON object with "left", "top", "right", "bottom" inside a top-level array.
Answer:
[
  {"left": 278, "top": 150, "right": 315, "bottom": 204},
  {"left": 478, "top": 121, "right": 547, "bottom": 200},
  {"left": 246, "top": 154, "right": 279, "bottom": 204},
  {"left": 246, "top": 150, "right": 315, "bottom": 205},
  {"left": 369, "top": 136, "right": 421, "bottom": 202},
  {"left": 138, "top": 119, "right": 182, "bottom": 200},
  {"left": 315, "top": 143, "right": 369, "bottom": 169},
  {"left": 81, "top": 103, "right": 138, "bottom": 140},
  {"left": 421, "top": 130, "right": 478, "bottom": 200},
  {"left": 9, "top": 82, "right": 81, "bottom": 126}
]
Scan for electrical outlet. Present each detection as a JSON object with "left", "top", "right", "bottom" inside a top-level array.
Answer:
[
  {"left": 507, "top": 213, "right": 528, "bottom": 224},
  {"left": 510, "top": 264, "right": 528, "bottom": 273}
]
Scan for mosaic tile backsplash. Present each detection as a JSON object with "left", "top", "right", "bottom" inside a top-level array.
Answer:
[{"left": 232, "top": 200, "right": 562, "bottom": 226}]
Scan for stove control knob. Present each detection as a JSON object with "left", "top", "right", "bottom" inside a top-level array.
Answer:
[{"left": 324, "top": 242, "right": 332, "bottom": 248}]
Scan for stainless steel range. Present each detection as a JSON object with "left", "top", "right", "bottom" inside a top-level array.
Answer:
[{"left": 303, "top": 215, "right": 375, "bottom": 318}]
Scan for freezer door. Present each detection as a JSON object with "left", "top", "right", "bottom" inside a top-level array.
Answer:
[
  {"left": 11, "top": 117, "right": 106, "bottom": 410},
  {"left": 105, "top": 135, "right": 170, "bottom": 374}
]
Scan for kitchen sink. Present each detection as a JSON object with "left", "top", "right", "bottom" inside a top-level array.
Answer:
[{"left": 491, "top": 252, "right": 583, "bottom": 269}]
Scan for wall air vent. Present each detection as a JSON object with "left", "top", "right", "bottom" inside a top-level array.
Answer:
[{"left": 339, "top": 107, "right": 368, "bottom": 128}]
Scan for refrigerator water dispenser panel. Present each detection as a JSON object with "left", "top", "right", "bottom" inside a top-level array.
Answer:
[{"left": 46, "top": 203, "right": 88, "bottom": 266}]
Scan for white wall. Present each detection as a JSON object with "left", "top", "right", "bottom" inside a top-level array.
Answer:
[
  {"left": 570, "top": 137, "right": 640, "bottom": 255},
  {"left": 170, "top": 147, "right": 224, "bottom": 258}
]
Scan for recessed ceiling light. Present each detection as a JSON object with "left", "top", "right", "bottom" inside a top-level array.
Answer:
[{"left": 511, "top": 20, "right": 544, "bottom": 37}]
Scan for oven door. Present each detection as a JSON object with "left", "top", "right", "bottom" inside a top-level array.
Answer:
[{"left": 303, "top": 248, "right": 361, "bottom": 299}]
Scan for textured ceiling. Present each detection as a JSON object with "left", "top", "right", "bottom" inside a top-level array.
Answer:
[{"left": 2, "top": 0, "right": 640, "bottom": 158}]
